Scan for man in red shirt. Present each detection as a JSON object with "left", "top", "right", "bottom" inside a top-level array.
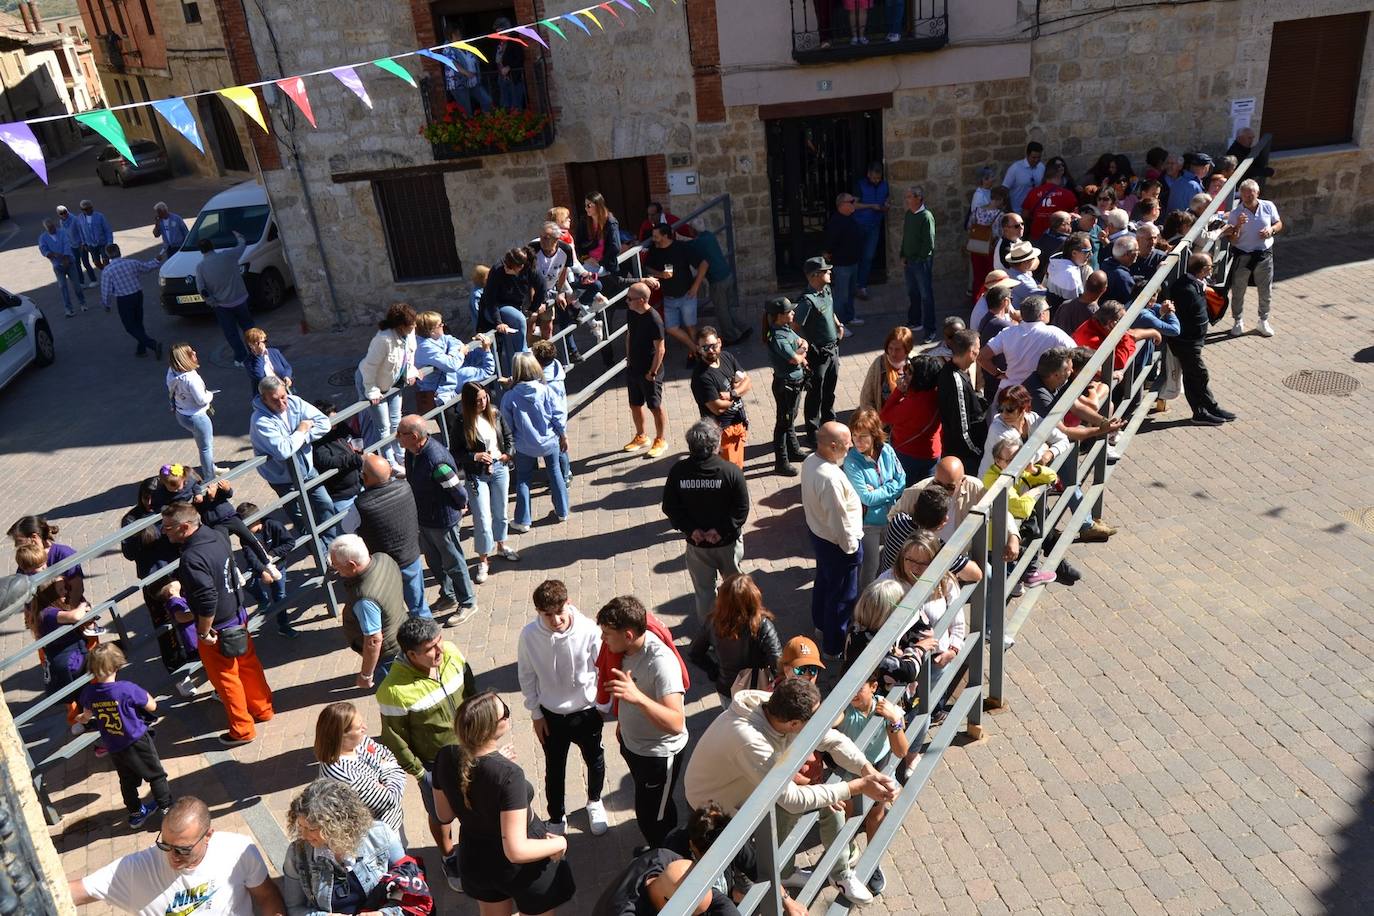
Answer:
[
  {"left": 1023, "top": 160, "right": 1079, "bottom": 239},
  {"left": 637, "top": 201, "right": 698, "bottom": 242},
  {"left": 1070, "top": 300, "right": 1135, "bottom": 372}
]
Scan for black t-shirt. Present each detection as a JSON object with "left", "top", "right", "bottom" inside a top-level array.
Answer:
[
  {"left": 1023, "top": 371, "right": 1058, "bottom": 417},
  {"left": 626, "top": 308, "right": 665, "bottom": 375},
  {"left": 690, "top": 350, "right": 747, "bottom": 426},
  {"left": 433, "top": 745, "right": 546, "bottom": 867},
  {"left": 823, "top": 213, "right": 865, "bottom": 266},
  {"left": 647, "top": 241, "right": 699, "bottom": 299}
]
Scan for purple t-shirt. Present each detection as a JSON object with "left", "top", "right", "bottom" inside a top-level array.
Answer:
[
  {"left": 46, "top": 542, "right": 82, "bottom": 579},
  {"left": 78, "top": 680, "right": 150, "bottom": 753},
  {"left": 38, "top": 605, "right": 85, "bottom": 658}
]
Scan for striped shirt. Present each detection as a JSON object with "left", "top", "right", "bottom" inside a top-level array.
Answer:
[
  {"left": 318, "top": 736, "right": 408, "bottom": 831},
  {"left": 100, "top": 257, "right": 160, "bottom": 308}
]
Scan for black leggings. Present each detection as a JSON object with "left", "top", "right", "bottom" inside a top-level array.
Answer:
[{"left": 112, "top": 732, "right": 172, "bottom": 813}]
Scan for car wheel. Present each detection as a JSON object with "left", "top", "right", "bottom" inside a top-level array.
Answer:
[
  {"left": 256, "top": 268, "right": 287, "bottom": 310},
  {"left": 33, "top": 320, "right": 55, "bottom": 367}
]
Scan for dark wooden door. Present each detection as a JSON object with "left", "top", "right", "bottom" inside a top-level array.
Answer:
[
  {"left": 766, "top": 109, "right": 884, "bottom": 285},
  {"left": 568, "top": 156, "right": 650, "bottom": 243}
]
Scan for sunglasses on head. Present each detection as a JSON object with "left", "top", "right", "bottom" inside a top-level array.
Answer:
[{"left": 792, "top": 665, "right": 821, "bottom": 677}]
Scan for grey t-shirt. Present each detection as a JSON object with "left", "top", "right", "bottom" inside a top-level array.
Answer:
[{"left": 618, "top": 631, "right": 687, "bottom": 757}]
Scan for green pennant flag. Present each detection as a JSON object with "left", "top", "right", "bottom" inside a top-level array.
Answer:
[
  {"left": 635, "top": 0, "right": 653, "bottom": 8},
  {"left": 74, "top": 109, "right": 135, "bottom": 162},
  {"left": 371, "top": 57, "right": 417, "bottom": 87},
  {"left": 541, "top": 18, "right": 568, "bottom": 39}
]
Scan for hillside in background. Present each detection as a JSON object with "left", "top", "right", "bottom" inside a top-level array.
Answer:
[{"left": 1, "top": 0, "right": 80, "bottom": 23}]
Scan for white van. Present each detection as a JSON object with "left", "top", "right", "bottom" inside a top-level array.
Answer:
[{"left": 158, "top": 180, "right": 295, "bottom": 316}]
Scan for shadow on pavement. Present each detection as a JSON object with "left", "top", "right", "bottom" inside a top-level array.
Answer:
[{"left": 1317, "top": 724, "right": 1374, "bottom": 914}]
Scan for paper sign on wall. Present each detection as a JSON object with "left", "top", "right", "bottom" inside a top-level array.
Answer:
[{"left": 1229, "top": 97, "right": 1255, "bottom": 144}]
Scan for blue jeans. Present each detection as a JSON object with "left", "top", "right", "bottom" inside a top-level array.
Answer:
[
  {"left": 116, "top": 291, "right": 157, "bottom": 351},
  {"left": 77, "top": 244, "right": 100, "bottom": 284},
  {"left": 269, "top": 480, "right": 340, "bottom": 547},
  {"left": 467, "top": 462, "right": 510, "bottom": 556},
  {"left": 856, "top": 223, "right": 882, "bottom": 290},
  {"left": 498, "top": 75, "right": 526, "bottom": 109},
  {"left": 355, "top": 369, "right": 403, "bottom": 467},
  {"left": 417, "top": 524, "right": 475, "bottom": 607},
  {"left": 496, "top": 306, "right": 529, "bottom": 376},
  {"left": 831, "top": 264, "right": 859, "bottom": 323},
  {"left": 174, "top": 410, "right": 215, "bottom": 476},
  {"left": 447, "top": 82, "right": 493, "bottom": 114},
  {"left": 214, "top": 300, "right": 253, "bottom": 364},
  {"left": 884, "top": 0, "right": 905, "bottom": 34},
  {"left": 904, "top": 257, "right": 935, "bottom": 332},
  {"left": 513, "top": 450, "right": 569, "bottom": 527},
  {"left": 247, "top": 574, "right": 288, "bottom": 607},
  {"left": 51, "top": 260, "right": 85, "bottom": 313},
  {"left": 399, "top": 557, "right": 433, "bottom": 618},
  {"left": 809, "top": 531, "right": 862, "bottom": 657}
]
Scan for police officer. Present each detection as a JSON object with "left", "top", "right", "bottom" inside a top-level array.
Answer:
[
  {"left": 795, "top": 256, "right": 845, "bottom": 450},
  {"left": 763, "top": 297, "right": 809, "bottom": 476}
]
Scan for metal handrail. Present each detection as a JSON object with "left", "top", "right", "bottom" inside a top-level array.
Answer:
[{"left": 663, "top": 136, "right": 1272, "bottom": 914}]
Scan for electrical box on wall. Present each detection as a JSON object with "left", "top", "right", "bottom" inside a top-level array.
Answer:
[
  {"left": 668, "top": 170, "right": 698, "bottom": 196},
  {"left": 669, "top": 153, "right": 692, "bottom": 168}
]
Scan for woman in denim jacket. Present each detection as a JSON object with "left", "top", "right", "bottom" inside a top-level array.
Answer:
[{"left": 282, "top": 780, "right": 408, "bottom": 916}]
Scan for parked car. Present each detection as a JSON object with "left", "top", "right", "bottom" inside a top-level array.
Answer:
[
  {"left": 158, "top": 180, "right": 296, "bottom": 316},
  {"left": 95, "top": 139, "right": 171, "bottom": 187},
  {"left": 0, "top": 287, "right": 55, "bottom": 391}
]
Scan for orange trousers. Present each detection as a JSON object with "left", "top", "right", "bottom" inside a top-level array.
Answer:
[
  {"left": 720, "top": 422, "right": 748, "bottom": 469},
  {"left": 198, "top": 636, "right": 273, "bottom": 741}
]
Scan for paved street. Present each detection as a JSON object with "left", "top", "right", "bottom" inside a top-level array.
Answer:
[{"left": 0, "top": 166, "right": 1370, "bottom": 916}]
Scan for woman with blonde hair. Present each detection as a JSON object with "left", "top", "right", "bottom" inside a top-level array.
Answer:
[
  {"left": 700, "top": 573, "right": 781, "bottom": 696},
  {"left": 166, "top": 342, "right": 219, "bottom": 477},
  {"left": 356, "top": 302, "right": 418, "bottom": 475},
  {"left": 499, "top": 353, "right": 569, "bottom": 532},
  {"left": 432, "top": 691, "right": 574, "bottom": 914},
  {"left": 858, "top": 325, "right": 914, "bottom": 412},
  {"left": 880, "top": 531, "right": 968, "bottom": 684},
  {"left": 282, "top": 780, "right": 407, "bottom": 916},
  {"left": 313, "top": 701, "right": 408, "bottom": 835},
  {"left": 413, "top": 310, "right": 496, "bottom": 412}
]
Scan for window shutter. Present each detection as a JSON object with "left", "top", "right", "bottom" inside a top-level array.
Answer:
[
  {"left": 373, "top": 173, "right": 463, "bottom": 282},
  {"left": 1264, "top": 13, "right": 1369, "bottom": 151}
]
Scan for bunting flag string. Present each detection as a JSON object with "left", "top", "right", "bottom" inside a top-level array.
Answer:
[{"left": 0, "top": 0, "right": 666, "bottom": 179}]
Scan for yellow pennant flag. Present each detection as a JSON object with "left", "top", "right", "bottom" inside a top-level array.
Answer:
[
  {"left": 449, "top": 40, "right": 488, "bottom": 63},
  {"left": 218, "top": 86, "right": 268, "bottom": 133}
]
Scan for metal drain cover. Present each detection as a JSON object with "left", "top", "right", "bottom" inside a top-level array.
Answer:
[
  {"left": 327, "top": 369, "right": 356, "bottom": 388},
  {"left": 1340, "top": 507, "right": 1374, "bottom": 533},
  {"left": 1282, "top": 369, "right": 1359, "bottom": 397}
]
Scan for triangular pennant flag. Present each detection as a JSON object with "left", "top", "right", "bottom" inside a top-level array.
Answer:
[
  {"left": 371, "top": 57, "right": 417, "bottom": 87},
  {"left": 489, "top": 33, "right": 528, "bottom": 46},
  {"left": 150, "top": 98, "right": 204, "bottom": 153},
  {"left": 415, "top": 48, "right": 460, "bottom": 72},
  {"left": 613, "top": 0, "right": 636, "bottom": 8},
  {"left": 598, "top": 3, "right": 624, "bottom": 24},
  {"left": 275, "top": 76, "right": 316, "bottom": 128},
  {"left": 541, "top": 19, "right": 568, "bottom": 40},
  {"left": 218, "top": 86, "right": 268, "bottom": 132},
  {"left": 450, "top": 40, "right": 488, "bottom": 63},
  {"left": 635, "top": 0, "right": 653, "bottom": 7},
  {"left": 562, "top": 13, "right": 592, "bottom": 34},
  {"left": 74, "top": 109, "right": 135, "bottom": 162},
  {"left": 332, "top": 67, "right": 373, "bottom": 108},
  {"left": 578, "top": 9, "right": 604, "bottom": 29},
  {"left": 0, "top": 122, "right": 46, "bottom": 184},
  {"left": 512, "top": 25, "right": 549, "bottom": 47}
]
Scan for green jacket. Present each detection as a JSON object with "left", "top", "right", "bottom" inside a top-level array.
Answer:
[
  {"left": 376, "top": 641, "right": 474, "bottom": 776},
  {"left": 901, "top": 207, "right": 936, "bottom": 260}
]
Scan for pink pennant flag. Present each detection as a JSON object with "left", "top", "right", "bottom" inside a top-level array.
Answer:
[
  {"left": 512, "top": 25, "right": 549, "bottom": 47},
  {"left": 598, "top": 3, "right": 624, "bottom": 24},
  {"left": 275, "top": 76, "right": 316, "bottom": 128},
  {"left": 332, "top": 66, "right": 373, "bottom": 109},
  {"left": 0, "top": 122, "right": 46, "bottom": 184}
]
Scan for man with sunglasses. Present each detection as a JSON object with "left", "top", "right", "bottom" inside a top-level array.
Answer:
[{"left": 70, "top": 796, "right": 285, "bottom": 915}]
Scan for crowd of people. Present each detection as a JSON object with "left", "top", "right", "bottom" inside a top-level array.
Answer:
[{"left": 18, "top": 133, "right": 1280, "bottom": 914}]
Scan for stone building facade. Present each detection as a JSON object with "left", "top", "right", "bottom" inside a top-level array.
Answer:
[{"left": 230, "top": 0, "right": 1371, "bottom": 330}]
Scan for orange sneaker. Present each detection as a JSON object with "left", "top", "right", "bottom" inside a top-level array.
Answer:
[
  {"left": 623, "top": 434, "right": 649, "bottom": 452},
  {"left": 646, "top": 437, "right": 667, "bottom": 458}
]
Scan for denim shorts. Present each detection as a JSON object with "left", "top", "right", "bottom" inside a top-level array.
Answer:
[{"left": 663, "top": 294, "right": 698, "bottom": 329}]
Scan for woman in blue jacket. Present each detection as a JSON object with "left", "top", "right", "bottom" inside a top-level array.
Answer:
[
  {"left": 244, "top": 328, "right": 293, "bottom": 398},
  {"left": 413, "top": 310, "right": 497, "bottom": 412},
  {"left": 842, "top": 407, "right": 907, "bottom": 588},
  {"left": 499, "top": 353, "right": 569, "bottom": 532}
]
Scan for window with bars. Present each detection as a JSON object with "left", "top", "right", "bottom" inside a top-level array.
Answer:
[
  {"left": 373, "top": 173, "right": 463, "bottom": 282},
  {"left": 1263, "top": 12, "right": 1368, "bottom": 151}
]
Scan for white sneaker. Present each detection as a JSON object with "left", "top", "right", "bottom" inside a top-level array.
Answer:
[
  {"left": 586, "top": 799, "right": 608, "bottom": 836},
  {"left": 474, "top": 560, "right": 489, "bottom": 584},
  {"left": 1229, "top": 319, "right": 1245, "bottom": 337},
  {"left": 1258, "top": 319, "right": 1274, "bottom": 337},
  {"left": 547, "top": 817, "right": 566, "bottom": 836},
  {"left": 835, "top": 870, "right": 875, "bottom": 904},
  {"left": 176, "top": 677, "right": 198, "bottom": 697},
  {"left": 1106, "top": 443, "right": 1123, "bottom": 462}
]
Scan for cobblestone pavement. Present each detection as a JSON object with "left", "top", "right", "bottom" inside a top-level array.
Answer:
[{"left": 2, "top": 205, "right": 1370, "bottom": 915}]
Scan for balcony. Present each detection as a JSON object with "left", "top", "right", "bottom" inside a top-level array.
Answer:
[
  {"left": 789, "top": 0, "right": 948, "bottom": 64},
  {"left": 418, "top": 55, "right": 555, "bottom": 162}
]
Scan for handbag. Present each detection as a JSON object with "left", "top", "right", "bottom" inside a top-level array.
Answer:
[
  {"left": 966, "top": 222, "right": 993, "bottom": 255},
  {"left": 729, "top": 624, "right": 774, "bottom": 697},
  {"left": 216, "top": 607, "right": 250, "bottom": 658}
]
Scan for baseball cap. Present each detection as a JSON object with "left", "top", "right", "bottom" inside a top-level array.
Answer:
[
  {"left": 804, "top": 256, "right": 832, "bottom": 274},
  {"left": 1183, "top": 151, "right": 1214, "bottom": 169},
  {"left": 765, "top": 296, "right": 795, "bottom": 316},
  {"left": 780, "top": 635, "right": 826, "bottom": 670}
]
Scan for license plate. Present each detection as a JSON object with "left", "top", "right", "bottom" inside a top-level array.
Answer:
[{"left": 176, "top": 294, "right": 204, "bottom": 304}]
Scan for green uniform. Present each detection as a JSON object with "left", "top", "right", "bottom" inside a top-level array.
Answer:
[
  {"left": 766, "top": 325, "right": 805, "bottom": 385},
  {"left": 794, "top": 287, "right": 838, "bottom": 347}
]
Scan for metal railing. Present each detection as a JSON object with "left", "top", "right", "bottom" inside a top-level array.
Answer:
[
  {"left": 789, "top": 0, "right": 949, "bottom": 62},
  {"left": 418, "top": 56, "right": 556, "bottom": 161},
  {"left": 663, "top": 136, "right": 1272, "bottom": 915}
]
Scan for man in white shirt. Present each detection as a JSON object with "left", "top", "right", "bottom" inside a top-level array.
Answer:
[
  {"left": 801, "top": 421, "right": 863, "bottom": 659},
  {"left": 69, "top": 796, "right": 285, "bottom": 915},
  {"left": 977, "top": 295, "right": 1075, "bottom": 394},
  {"left": 1001, "top": 141, "right": 1045, "bottom": 212},
  {"left": 517, "top": 578, "right": 607, "bottom": 836},
  {"left": 1223, "top": 178, "right": 1282, "bottom": 338}
]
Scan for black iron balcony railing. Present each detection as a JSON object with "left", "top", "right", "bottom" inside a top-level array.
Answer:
[
  {"left": 790, "top": 0, "right": 948, "bottom": 63},
  {"left": 419, "top": 55, "right": 555, "bottom": 161}
]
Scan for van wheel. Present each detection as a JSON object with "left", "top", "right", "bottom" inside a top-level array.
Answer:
[
  {"left": 256, "top": 268, "right": 287, "bottom": 310},
  {"left": 33, "top": 320, "right": 55, "bottom": 367}
]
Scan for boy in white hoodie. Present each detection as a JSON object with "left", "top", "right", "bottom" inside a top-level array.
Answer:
[{"left": 517, "top": 579, "right": 607, "bottom": 836}]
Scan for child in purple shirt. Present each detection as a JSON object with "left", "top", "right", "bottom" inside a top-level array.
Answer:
[{"left": 77, "top": 643, "right": 172, "bottom": 828}]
